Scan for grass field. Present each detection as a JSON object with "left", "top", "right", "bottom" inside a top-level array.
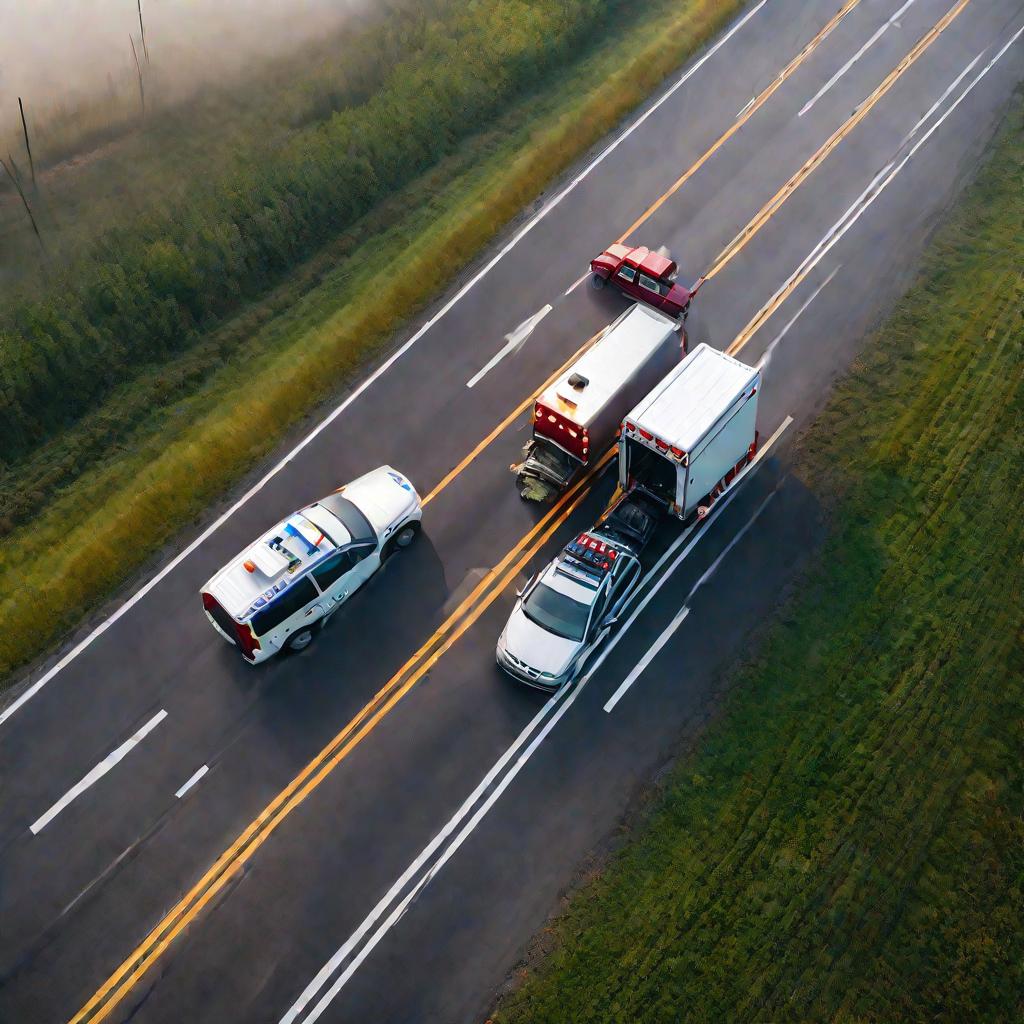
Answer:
[
  {"left": 494, "top": 95, "right": 1024, "bottom": 1024},
  {"left": 0, "top": 0, "right": 741, "bottom": 683}
]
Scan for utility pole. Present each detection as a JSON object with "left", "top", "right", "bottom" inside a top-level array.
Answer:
[
  {"left": 130, "top": 35, "right": 146, "bottom": 116},
  {"left": 138, "top": 0, "right": 149, "bottom": 63},
  {"left": 1, "top": 156, "right": 46, "bottom": 257},
  {"left": 18, "top": 98, "right": 36, "bottom": 187}
]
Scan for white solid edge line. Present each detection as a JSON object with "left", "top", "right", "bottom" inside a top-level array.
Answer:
[
  {"left": 0, "top": 0, "right": 770, "bottom": 731},
  {"left": 276, "top": 39, "right": 1024, "bottom": 1009},
  {"left": 758, "top": 264, "right": 841, "bottom": 371},
  {"left": 799, "top": 0, "right": 917, "bottom": 117},
  {"left": 579, "top": 415, "right": 793, "bottom": 691},
  {"left": 174, "top": 764, "right": 209, "bottom": 799},
  {"left": 283, "top": 415, "right": 794, "bottom": 1023},
  {"left": 29, "top": 709, "right": 168, "bottom": 835},
  {"left": 754, "top": 29, "right": 1023, "bottom": 343},
  {"left": 299, "top": 676, "right": 589, "bottom": 1024},
  {"left": 278, "top": 685, "right": 571, "bottom": 1024},
  {"left": 902, "top": 45, "right": 985, "bottom": 143},
  {"left": 605, "top": 487, "right": 778, "bottom": 712},
  {"left": 603, "top": 608, "right": 691, "bottom": 712}
]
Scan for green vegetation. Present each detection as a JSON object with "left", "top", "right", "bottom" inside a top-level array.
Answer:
[
  {"left": 495, "top": 97, "right": 1024, "bottom": 1023},
  {"left": 0, "top": 0, "right": 741, "bottom": 682}
]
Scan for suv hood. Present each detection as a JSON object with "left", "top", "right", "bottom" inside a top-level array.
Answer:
[
  {"left": 501, "top": 605, "right": 581, "bottom": 677},
  {"left": 341, "top": 466, "right": 418, "bottom": 535}
]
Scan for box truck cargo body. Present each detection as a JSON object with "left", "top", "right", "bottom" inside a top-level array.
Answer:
[
  {"left": 515, "top": 303, "right": 682, "bottom": 501},
  {"left": 618, "top": 344, "right": 760, "bottom": 519}
]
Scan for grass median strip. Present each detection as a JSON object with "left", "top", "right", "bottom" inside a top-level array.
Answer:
[
  {"left": 0, "top": 0, "right": 743, "bottom": 687},
  {"left": 494, "top": 92, "right": 1024, "bottom": 1024}
]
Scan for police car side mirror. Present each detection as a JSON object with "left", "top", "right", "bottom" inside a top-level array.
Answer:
[{"left": 516, "top": 574, "right": 534, "bottom": 599}]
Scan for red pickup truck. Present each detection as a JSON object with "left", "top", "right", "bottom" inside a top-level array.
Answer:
[{"left": 590, "top": 243, "right": 692, "bottom": 320}]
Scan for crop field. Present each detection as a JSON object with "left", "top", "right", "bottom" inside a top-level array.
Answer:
[
  {"left": 0, "top": 0, "right": 741, "bottom": 683},
  {"left": 494, "top": 94, "right": 1024, "bottom": 1024}
]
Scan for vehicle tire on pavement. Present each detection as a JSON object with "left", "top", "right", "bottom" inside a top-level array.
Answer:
[
  {"left": 589, "top": 272, "right": 605, "bottom": 290},
  {"left": 383, "top": 521, "right": 420, "bottom": 560},
  {"left": 287, "top": 625, "right": 318, "bottom": 652}
]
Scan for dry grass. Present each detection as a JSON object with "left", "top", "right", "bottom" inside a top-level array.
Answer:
[
  {"left": 0, "top": 0, "right": 741, "bottom": 682},
  {"left": 494, "top": 95, "right": 1024, "bottom": 1024}
]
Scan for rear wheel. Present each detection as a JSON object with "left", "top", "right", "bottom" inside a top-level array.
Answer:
[
  {"left": 287, "top": 622, "right": 322, "bottom": 652},
  {"left": 589, "top": 272, "right": 606, "bottom": 290}
]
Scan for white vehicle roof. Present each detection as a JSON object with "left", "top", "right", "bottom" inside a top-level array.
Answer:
[
  {"left": 538, "top": 304, "right": 676, "bottom": 428},
  {"left": 627, "top": 343, "right": 758, "bottom": 453},
  {"left": 541, "top": 559, "right": 599, "bottom": 605},
  {"left": 207, "top": 506, "right": 352, "bottom": 620}
]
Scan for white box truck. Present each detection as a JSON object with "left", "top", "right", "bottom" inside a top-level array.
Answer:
[
  {"left": 514, "top": 303, "right": 684, "bottom": 501},
  {"left": 618, "top": 343, "right": 760, "bottom": 520}
]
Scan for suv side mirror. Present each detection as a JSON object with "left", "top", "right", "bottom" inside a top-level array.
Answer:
[{"left": 600, "top": 614, "right": 618, "bottom": 630}]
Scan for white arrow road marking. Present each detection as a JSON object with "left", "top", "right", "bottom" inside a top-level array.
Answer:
[
  {"left": 29, "top": 709, "right": 168, "bottom": 835},
  {"left": 799, "top": 0, "right": 917, "bottom": 117},
  {"left": 0, "top": 1, "right": 769, "bottom": 730},
  {"left": 466, "top": 304, "right": 553, "bottom": 388}
]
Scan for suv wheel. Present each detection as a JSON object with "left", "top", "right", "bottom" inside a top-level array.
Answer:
[
  {"left": 383, "top": 521, "right": 420, "bottom": 560},
  {"left": 287, "top": 627, "right": 316, "bottom": 652}
]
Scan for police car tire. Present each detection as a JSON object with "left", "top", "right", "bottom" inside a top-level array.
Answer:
[
  {"left": 394, "top": 522, "right": 420, "bottom": 548},
  {"left": 287, "top": 625, "right": 319, "bottom": 652},
  {"left": 383, "top": 521, "right": 420, "bottom": 560}
]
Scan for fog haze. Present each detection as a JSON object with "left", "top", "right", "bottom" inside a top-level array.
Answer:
[{"left": 0, "top": 1, "right": 371, "bottom": 115}]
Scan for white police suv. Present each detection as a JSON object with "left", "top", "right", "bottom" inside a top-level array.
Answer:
[{"left": 201, "top": 466, "right": 421, "bottom": 663}]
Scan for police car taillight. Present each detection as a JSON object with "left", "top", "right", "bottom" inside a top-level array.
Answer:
[{"left": 234, "top": 622, "right": 261, "bottom": 661}]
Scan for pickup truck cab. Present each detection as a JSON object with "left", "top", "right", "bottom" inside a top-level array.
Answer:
[
  {"left": 201, "top": 466, "right": 421, "bottom": 663},
  {"left": 590, "top": 243, "right": 692, "bottom": 320},
  {"left": 497, "top": 529, "right": 643, "bottom": 690}
]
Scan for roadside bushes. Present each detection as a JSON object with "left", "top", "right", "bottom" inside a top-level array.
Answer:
[{"left": 0, "top": 0, "right": 619, "bottom": 460}]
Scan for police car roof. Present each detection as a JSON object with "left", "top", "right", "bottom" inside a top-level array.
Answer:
[{"left": 207, "top": 505, "right": 351, "bottom": 619}]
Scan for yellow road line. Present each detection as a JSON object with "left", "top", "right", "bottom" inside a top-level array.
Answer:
[
  {"left": 422, "top": 329, "right": 603, "bottom": 506},
  {"left": 425, "top": 0, "right": 868, "bottom": 509},
  {"left": 72, "top": 4, "right": 967, "bottom": 1017},
  {"left": 70, "top": 452, "right": 614, "bottom": 1024},
  {"left": 615, "top": 0, "right": 866, "bottom": 245},
  {"left": 700, "top": 0, "right": 972, "bottom": 286}
]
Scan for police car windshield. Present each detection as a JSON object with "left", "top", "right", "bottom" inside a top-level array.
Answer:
[
  {"left": 314, "top": 494, "right": 374, "bottom": 543},
  {"left": 522, "top": 582, "right": 590, "bottom": 641}
]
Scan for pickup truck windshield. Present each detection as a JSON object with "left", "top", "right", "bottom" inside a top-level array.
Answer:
[{"left": 523, "top": 583, "right": 590, "bottom": 641}]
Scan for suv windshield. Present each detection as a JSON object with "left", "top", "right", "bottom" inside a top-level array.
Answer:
[
  {"left": 522, "top": 582, "right": 591, "bottom": 641},
  {"left": 314, "top": 494, "right": 374, "bottom": 543}
]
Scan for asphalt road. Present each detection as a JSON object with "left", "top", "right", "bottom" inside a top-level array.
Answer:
[{"left": 1, "top": 1, "right": 1022, "bottom": 1021}]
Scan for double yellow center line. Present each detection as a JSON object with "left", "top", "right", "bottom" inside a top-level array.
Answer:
[{"left": 71, "top": 0, "right": 972, "bottom": 1018}]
